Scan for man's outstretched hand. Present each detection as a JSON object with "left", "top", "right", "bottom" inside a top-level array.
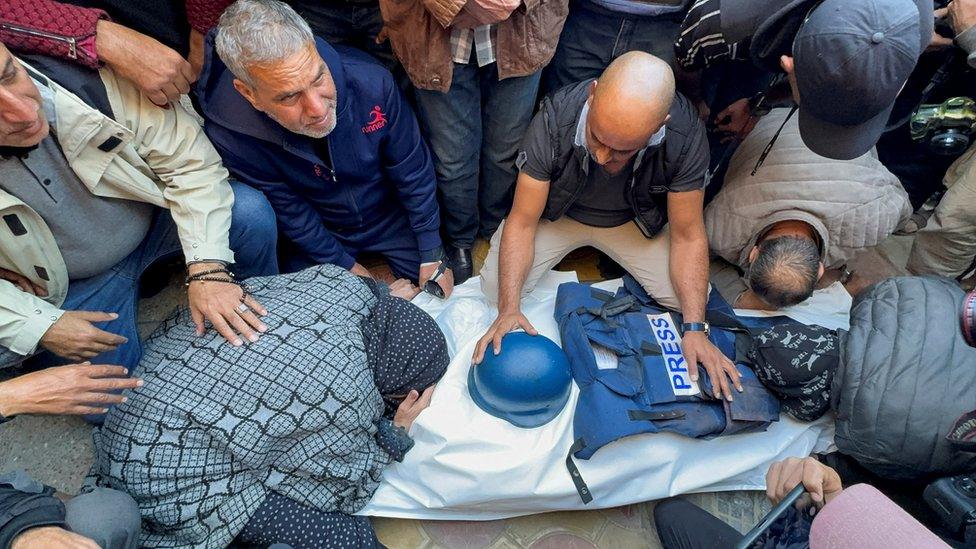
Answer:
[
  {"left": 936, "top": 1, "right": 976, "bottom": 38},
  {"left": 682, "top": 331, "right": 742, "bottom": 402},
  {"left": 0, "top": 362, "right": 142, "bottom": 417},
  {"left": 766, "top": 457, "right": 843, "bottom": 509},
  {"left": 472, "top": 310, "right": 538, "bottom": 364},
  {"left": 96, "top": 20, "right": 195, "bottom": 107},
  {"left": 714, "top": 97, "right": 759, "bottom": 143},
  {"left": 40, "top": 311, "right": 127, "bottom": 362},
  {"left": 187, "top": 263, "right": 268, "bottom": 347},
  {"left": 389, "top": 279, "right": 421, "bottom": 300}
]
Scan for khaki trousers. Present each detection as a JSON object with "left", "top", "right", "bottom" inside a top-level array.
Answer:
[
  {"left": 480, "top": 217, "right": 680, "bottom": 309},
  {"left": 908, "top": 146, "right": 976, "bottom": 278}
]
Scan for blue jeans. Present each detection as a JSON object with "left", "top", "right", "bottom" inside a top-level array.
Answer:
[
  {"left": 542, "top": 0, "right": 684, "bottom": 94},
  {"left": 413, "top": 63, "right": 541, "bottom": 248},
  {"left": 2, "top": 182, "right": 278, "bottom": 373},
  {"left": 280, "top": 210, "right": 423, "bottom": 281}
]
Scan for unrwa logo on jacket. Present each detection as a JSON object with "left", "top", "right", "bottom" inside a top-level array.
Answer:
[{"left": 362, "top": 105, "right": 388, "bottom": 134}]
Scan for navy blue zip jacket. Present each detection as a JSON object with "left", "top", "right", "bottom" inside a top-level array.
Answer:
[{"left": 196, "top": 34, "right": 442, "bottom": 269}]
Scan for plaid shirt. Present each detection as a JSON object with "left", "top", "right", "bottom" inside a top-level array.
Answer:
[{"left": 451, "top": 24, "right": 497, "bottom": 66}]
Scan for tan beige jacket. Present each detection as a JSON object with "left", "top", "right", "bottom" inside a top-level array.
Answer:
[
  {"left": 0, "top": 59, "right": 234, "bottom": 357},
  {"left": 705, "top": 108, "right": 911, "bottom": 270},
  {"left": 379, "top": 0, "right": 569, "bottom": 92}
]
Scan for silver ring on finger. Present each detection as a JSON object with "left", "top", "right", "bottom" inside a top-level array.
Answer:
[{"left": 237, "top": 303, "right": 250, "bottom": 314}]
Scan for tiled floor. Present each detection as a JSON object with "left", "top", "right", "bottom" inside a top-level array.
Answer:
[{"left": 0, "top": 236, "right": 911, "bottom": 548}]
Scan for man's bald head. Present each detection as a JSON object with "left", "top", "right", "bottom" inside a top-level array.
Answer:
[{"left": 585, "top": 52, "right": 675, "bottom": 170}]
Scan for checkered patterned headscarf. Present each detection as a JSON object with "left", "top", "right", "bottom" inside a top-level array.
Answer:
[{"left": 362, "top": 282, "right": 449, "bottom": 416}]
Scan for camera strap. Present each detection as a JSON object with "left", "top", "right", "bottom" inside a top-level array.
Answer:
[
  {"left": 751, "top": 105, "right": 798, "bottom": 176},
  {"left": 886, "top": 52, "right": 959, "bottom": 132},
  {"left": 947, "top": 409, "right": 976, "bottom": 452}
]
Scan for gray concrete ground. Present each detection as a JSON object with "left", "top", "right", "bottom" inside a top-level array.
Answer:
[{"left": 0, "top": 237, "right": 912, "bottom": 547}]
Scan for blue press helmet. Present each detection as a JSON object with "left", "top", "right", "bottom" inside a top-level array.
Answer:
[{"left": 468, "top": 332, "right": 572, "bottom": 428}]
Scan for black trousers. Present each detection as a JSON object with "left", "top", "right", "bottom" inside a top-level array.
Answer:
[
  {"left": 287, "top": 0, "right": 395, "bottom": 69},
  {"left": 654, "top": 498, "right": 744, "bottom": 549}
]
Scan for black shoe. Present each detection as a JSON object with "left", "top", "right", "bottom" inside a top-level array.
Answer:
[{"left": 447, "top": 246, "right": 473, "bottom": 285}]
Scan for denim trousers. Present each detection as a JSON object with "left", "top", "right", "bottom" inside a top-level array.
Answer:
[
  {"left": 542, "top": 0, "right": 684, "bottom": 94},
  {"left": 278, "top": 209, "right": 424, "bottom": 281},
  {"left": 0, "top": 182, "right": 279, "bottom": 373},
  {"left": 413, "top": 62, "right": 541, "bottom": 248},
  {"left": 66, "top": 488, "right": 142, "bottom": 549}
]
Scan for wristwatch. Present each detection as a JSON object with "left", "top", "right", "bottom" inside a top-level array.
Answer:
[{"left": 681, "top": 322, "right": 710, "bottom": 336}]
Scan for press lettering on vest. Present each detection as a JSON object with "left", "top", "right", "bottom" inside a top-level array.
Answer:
[{"left": 648, "top": 313, "right": 700, "bottom": 397}]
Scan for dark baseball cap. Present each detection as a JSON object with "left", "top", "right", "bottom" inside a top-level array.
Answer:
[{"left": 794, "top": 0, "right": 928, "bottom": 160}]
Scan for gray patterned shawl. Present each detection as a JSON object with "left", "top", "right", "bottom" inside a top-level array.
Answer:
[{"left": 88, "top": 265, "right": 391, "bottom": 548}]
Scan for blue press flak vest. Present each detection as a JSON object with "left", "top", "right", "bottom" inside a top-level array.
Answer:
[{"left": 554, "top": 277, "right": 790, "bottom": 503}]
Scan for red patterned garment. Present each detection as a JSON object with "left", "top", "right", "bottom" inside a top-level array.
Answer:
[
  {"left": 0, "top": 0, "right": 108, "bottom": 68},
  {"left": 0, "top": 0, "right": 233, "bottom": 71},
  {"left": 185, "top": 0, "right": 233, "bottom": 34}
]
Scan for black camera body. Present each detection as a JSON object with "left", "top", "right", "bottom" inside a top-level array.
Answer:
[
  {"left": 924, "top": 475, "right": 976, "bottom": 542},
  {"left": 911, "top": 97, "right": 976, "bottom": 155}
]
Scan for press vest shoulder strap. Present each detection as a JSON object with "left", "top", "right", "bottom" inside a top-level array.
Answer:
[{"left": 566, "top": 438, "right": 593, "bottom": 504}]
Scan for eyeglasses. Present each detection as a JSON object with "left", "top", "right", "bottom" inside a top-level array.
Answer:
[{"left": 423, "top": 261, "right": 449, "bottom": 299}]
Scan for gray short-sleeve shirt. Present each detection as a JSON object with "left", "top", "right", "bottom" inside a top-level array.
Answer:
[{"left": 517, "top": 98, "right": 709, "bottom": 227}]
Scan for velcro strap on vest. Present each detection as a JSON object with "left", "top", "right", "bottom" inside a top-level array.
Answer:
[
  {"left": 640, "top": 341, "right": 661, "bottom": 356},
  {"left": 566, "top": 438, "right": 594, "bottom": 504},
  {"left": 600, "top": 295, "right": 638, "bottom": 317},
  {"left": 576, "top": 293, "right": 640, "bottom": 328},
  {"left": 591, "top": 291, "right": 613, "bottom": 303},
  {"left": 628, "top": 410, "right": 686, "bottom": 422},
  {"left": 706, "top": 309, "right": 747, "bottom": 332}
]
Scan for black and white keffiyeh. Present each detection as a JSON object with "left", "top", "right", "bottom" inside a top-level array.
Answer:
[
  {"left": 748, "top": 324, "right": 839, "bottom": 422},
  {"left": 88, "top": 265, "right": 391, "bottom": 548}
]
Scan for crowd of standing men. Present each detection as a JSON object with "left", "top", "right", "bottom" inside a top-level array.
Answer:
[{"left": 0, "top": 0, "right": 974, "bottom": 546}]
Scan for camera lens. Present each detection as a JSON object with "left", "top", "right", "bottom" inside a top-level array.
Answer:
[
  {"left": 963, "top": 290, "right": 976, "bottom": 347},
  {"left": 930, "top": 130, "right": 971, "bottom": 156}
]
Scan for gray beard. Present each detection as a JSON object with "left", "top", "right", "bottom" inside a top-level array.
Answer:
[{"left": 270, "top": 103, "right": 337, "bottom": 139}]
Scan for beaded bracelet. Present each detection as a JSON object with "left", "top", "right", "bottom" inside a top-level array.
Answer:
[
  {"left": 184, "top": 268, "right": 233, "bottom": 284},
  {"left": 184, "top": 273, "right": 252, "bottom": 302}
]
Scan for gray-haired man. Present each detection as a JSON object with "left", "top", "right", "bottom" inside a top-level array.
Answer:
[{"left": 196, "top": 0, "right": 452, "bottom": 294}]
